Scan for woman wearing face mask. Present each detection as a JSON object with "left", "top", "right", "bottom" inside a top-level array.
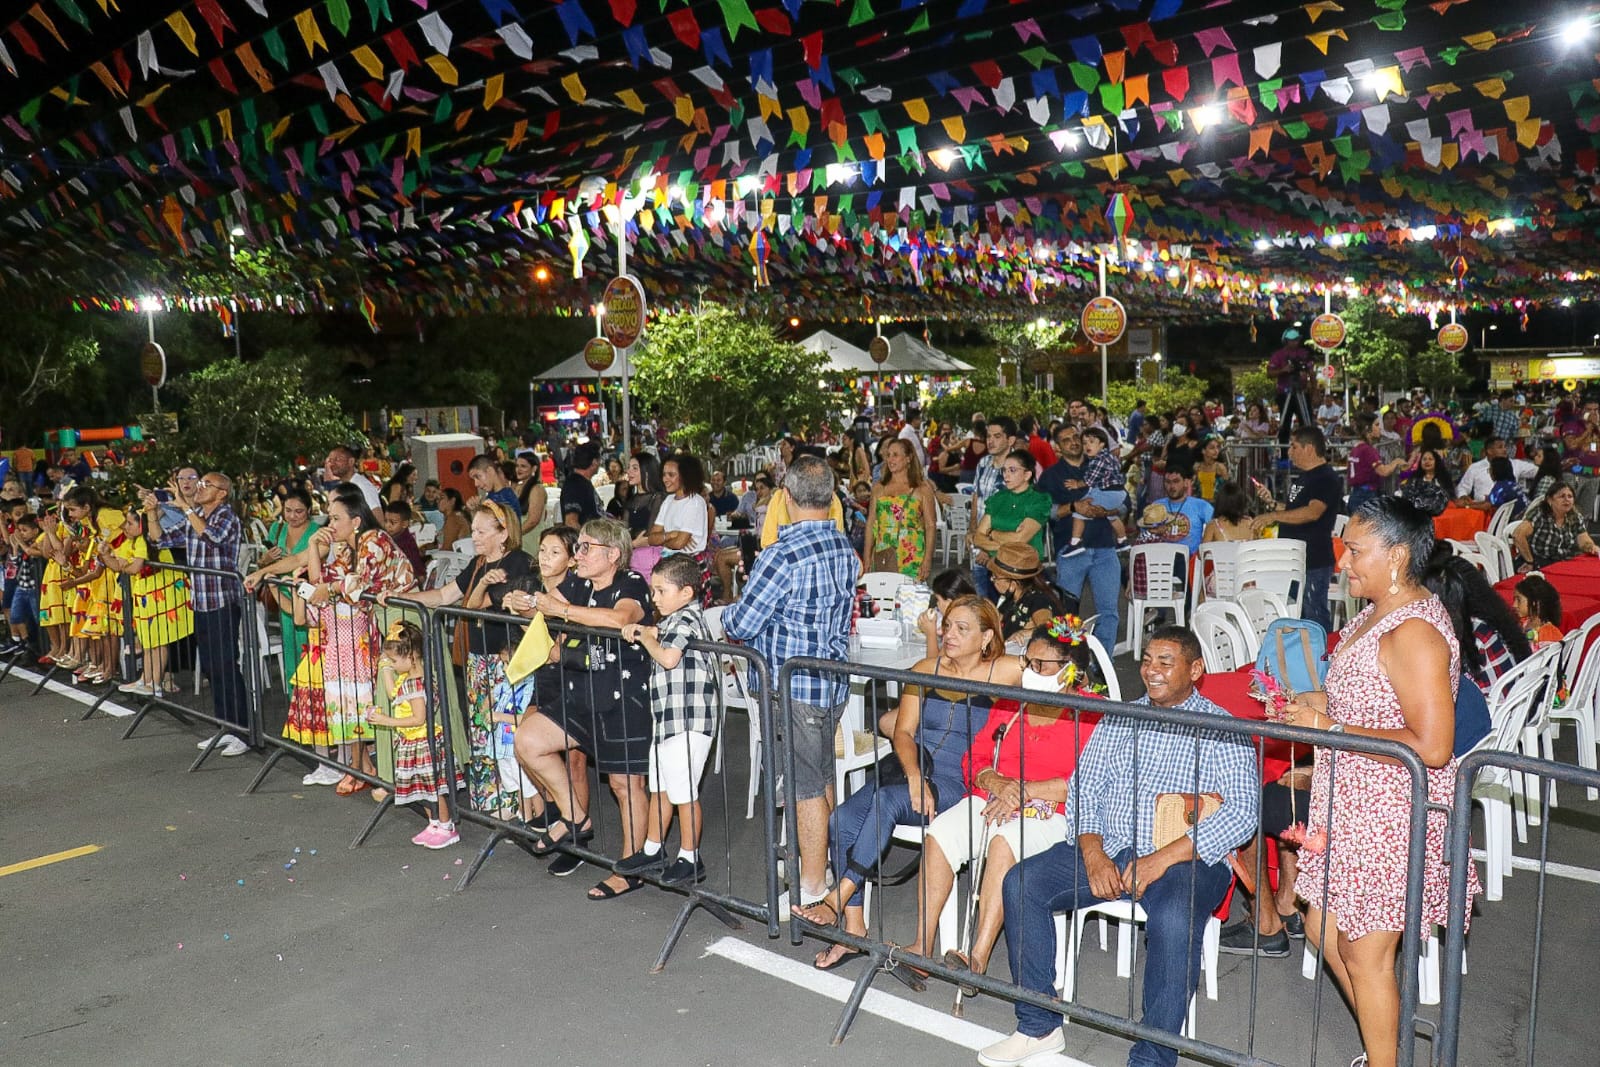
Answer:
[
  {"left": 792, "top": 596, "right": 1022, "bottom": 970},
  {"left": 901, "top": 618, "right": 1106, "bottom": 987}
]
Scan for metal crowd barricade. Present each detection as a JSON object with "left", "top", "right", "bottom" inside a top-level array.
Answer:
[
  {"left": 1438, "top": 751, "right": 1600, "bottom": 1067},
  {"left": 85, "top": 561, "right": 265, "bottom": 772},
  {"left": 420, "top": 600, "right": 781, "bottom": 970},
  {"left": 778, "top": 656, "right": 1437, "bottom": 1066},
  {"left": 236, "top": 576, "right": 425, "bottom": 848}
]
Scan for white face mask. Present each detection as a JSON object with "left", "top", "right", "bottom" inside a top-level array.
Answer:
[{"left": 1021, "top": 667, "right": 1064, "bottom": 692}]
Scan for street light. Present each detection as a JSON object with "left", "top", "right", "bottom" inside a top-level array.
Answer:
[{"left": 1481, "top": 323, "right": 1498, "bottom": 349}]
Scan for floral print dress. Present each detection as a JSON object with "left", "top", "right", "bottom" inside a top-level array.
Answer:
[
  {"left": 868, "top": 490, "right": 927, "bottom": 577},
  {"left": 1295, "top": 596, "right": 1480, "bottom": 939}
]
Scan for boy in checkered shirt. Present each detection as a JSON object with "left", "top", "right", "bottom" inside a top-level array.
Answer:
[
  {"left": 1065, "top": 426, "right": 1129, "bottom": 554},
  {"left": 617, "top": 554, "right": 719, "bottom": 887}
]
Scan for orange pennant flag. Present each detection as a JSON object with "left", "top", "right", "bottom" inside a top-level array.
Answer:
[{"left": 236, "top": 43, "right": 273, "bottom": 91}]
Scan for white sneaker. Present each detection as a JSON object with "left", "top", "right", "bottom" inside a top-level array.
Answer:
[
  {"left": 977, "top": 1029, "right": 1066, "bottom": 1067},
  {"left": 302, "top": 765, "right": 344, "bottom": 786},
  {"left": 117, "top": 679, "right": 152, "bottom": 695},
  {"left": 217, "top": 736, "right": 250, "bottom": 757}
]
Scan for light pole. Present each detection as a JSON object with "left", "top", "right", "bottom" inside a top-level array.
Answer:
[
  {"left": 1480, "top": 323, "right": 1498, "bottom": 349},
  {"left": 227, "top": 226, "right": 245, "bottom": 359}
]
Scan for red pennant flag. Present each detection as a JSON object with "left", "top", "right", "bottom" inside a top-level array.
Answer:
[
  {"left": 194, "top": 0, "right": 236, "bottom": 47},
  {"left": 754, "top": 8, "right": 791, "bottom": 35},
  {"left": 383, "top": 29, "right": 419, "bottom": 71},
  {"left": 608, "top": 0, "right": 636, "bottom": 27},
  {"left": 9, "top": 22, "right": 44, "bottom": 63},
  {"left": 1120, "top": 21, "right": 1155, "bottom": 56},
  {"left": 800, "top": 31, "right": 822, "bottom": 70},
  {"left": 1162, "top": 66, "right": 1189, "bottom": 103},
  {"left": 666, "top": 7, "right": 700, "bottom": 50},
  {"left": 208, "top": 56, "right": 238, "bottom": 95}
]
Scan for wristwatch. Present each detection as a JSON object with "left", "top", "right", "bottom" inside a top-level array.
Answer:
[{"left": 1327, "top": 721, "right": 1345, "bottom": 734}]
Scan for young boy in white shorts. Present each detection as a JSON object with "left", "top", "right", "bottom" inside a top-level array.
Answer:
[{"left": 617, "top": 554, "right": 718, "bottom": 887}]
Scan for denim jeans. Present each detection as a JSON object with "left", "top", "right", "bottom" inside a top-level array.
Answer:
[
  {"left": 828, "top": 774, "right": 963, "bottom": 908},
  {"left": 194, "top": 603, "right": 249, "bottom": 733},
  {"left": 1002, "top": 842, "right": 1232, "bottom": 1067},
  {"left": 1056, "top": 547, "right": 1120, "bottom": 654},
  {"left": 1302, "top": 564, "right": 1333, "bottom": 631}
]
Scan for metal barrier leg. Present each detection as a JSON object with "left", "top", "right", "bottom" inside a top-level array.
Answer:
[
  {"left": 651, "top": 893, "right": 743, "bottom": 975},
  {"left": 30, "top": 663, "right": 63, "bottom": 695},
  {"left": 350, "top": 793, "right": 399, "bottom": 849},
  {"left": 455, "top": 826, "right": 528, "bottom": 892},
  {"left": 188, "top": 729, "right": 229, "bottom": 772},
  {"left": 243, "top": 745, "right": 303, "bottom": 794}
]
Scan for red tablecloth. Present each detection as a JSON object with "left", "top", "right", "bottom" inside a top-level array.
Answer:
[
  {"left": 1434, "top": 506, "right": 1490, "bottom": 541},
  {"left": 1494, "top": 555, "right": 1600, "bottom": 632},
  {"left": 1200, "top": 669, "right": 1298, "bottom": 782}
]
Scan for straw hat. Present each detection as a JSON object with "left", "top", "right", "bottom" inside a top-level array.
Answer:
[
  {"left": 1138, "top": 503, "right": 1174, "bottom": 528},
  {"left": 989, "top": 542, "right": 1042, "bottom": 580}
]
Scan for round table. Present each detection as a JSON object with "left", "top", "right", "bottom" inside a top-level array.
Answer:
[
  {"left": 1493, "top": 555, "right": 1600, "bottom": 632},
  {"left": 1199, "top": 669, "right": 1299, "bottom": 783},
  {"left": 1434, "top": 505, "right": 1490, "bottom": 542}
]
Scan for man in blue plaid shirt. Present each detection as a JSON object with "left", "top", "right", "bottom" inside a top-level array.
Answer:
[
  {"left": 981, "top": 626, "right": 1258, "bottom": 1067},
  {"left": 141, "top": 470, "right": 250, "bottom": 756},
  {"left": 723, "top": 454, "right": 858, "bottom": 904}
]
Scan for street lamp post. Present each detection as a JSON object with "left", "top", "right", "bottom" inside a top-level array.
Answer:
[
  {"left": 1480, "top": 323, "right": 1498, "bottom": 349},
  {"left": 227, "top": 225, "right": 245, "bottom": 360}
]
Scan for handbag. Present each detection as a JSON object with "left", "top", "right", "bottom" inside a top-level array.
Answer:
[{"left": 1152, "top": 791, "right": 1222, "bottom": 850}]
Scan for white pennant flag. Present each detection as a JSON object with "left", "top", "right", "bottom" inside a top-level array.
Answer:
[
  {"left": 417, "top": 13, "right": 452, "bottom": 55},
  {"left": 1254, "top": 42, "right": 1281, "bottom": 79},
  {"left": 496, "top": 24, "right": 533, "bottom": 60},
  {"left": 136, "top": 31, "right": 158, "bottom": 78},
  {"left": 318, "top": 61, "right": 348, "bottom": 102}
]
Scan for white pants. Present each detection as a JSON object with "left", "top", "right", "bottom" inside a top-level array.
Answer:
[
  {"left": 924, "top": 794, "right": 1070, "bottom": 871},
  {"left": 647, "top": 731, "right": 715, "bottom": 804}
]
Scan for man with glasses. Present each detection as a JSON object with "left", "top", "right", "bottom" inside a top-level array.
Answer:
[
  {"left": 722, "top": 455, "right": 858, "bottom": 908},
  {"left": 1039, "top": 427, "right": 1121, "bottom": 653},
  {"left": 140, "top": 470, "right": 250, "bottom": 755}
]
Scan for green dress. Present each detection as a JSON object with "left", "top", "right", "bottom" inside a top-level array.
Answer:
[
  {"left": 868, "top": 490, "right": 927, "bottom": 577},
  {"left": 268, "top": 519, "right": 317, "bottom": 687}
]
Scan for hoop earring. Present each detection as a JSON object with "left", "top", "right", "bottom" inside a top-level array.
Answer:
[{"left": 1388, "top": 568, "right": 1400, "bottom": 596}]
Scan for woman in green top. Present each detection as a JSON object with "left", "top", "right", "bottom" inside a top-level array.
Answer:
[
  {"left": 260, "top": 487, "right": 317, "bottom": 686},
  {"left": 971, "top": 448, "right": 1053, "bottom": 562},
  {"left": 865, "top": 438, "right": 938, "bottom": 580}
]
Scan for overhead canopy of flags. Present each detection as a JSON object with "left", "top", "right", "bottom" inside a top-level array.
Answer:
[{"left": 0, "top": 0, "right": 1596, "bottom": 325}]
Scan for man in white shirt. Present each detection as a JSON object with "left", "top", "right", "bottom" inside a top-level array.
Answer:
[
  {"left": 322, "top": 445, "right": 382, "bottom": 510},
  {"left": 897, "top": 405, "right": 928, "bottom": 467},
  {"left": 1315, "top": 389, "right": 1345, "bottom": 433},
  {"left": 1457, "top": 436, "right": 1537, "bottom": 504}
]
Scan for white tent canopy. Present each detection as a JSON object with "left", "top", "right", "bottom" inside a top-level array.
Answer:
[
  {"left": 532, "top": 348, "right": 623, "bottom": 381},
  {"left": 882, "top": 333, "right": 974, "bottom": 374},
  {"left": 799, "top": 329, "right": 876, "bottom": 372}
]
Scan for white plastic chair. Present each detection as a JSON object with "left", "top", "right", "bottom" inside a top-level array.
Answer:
[
  {"left": 1236, "top": 540, "right": 1306, "bottom": 619},
  {"left": 1546, "top": 616, "right": 1600, "bottom": 802},
  {"left": 1234, "top": 588, "right": 1291, "bottom": 644},
  {"left": 938, "top": 502, "right": 971, "bottom": 565},
  {"left": 247, "top": 517, "right": 270, "bottom": 545},
  {"left": 1470, "top": 645, "right": 1560, "bottom": 899},
  {"left": 1126, "top": 543, "right": 1190, "bottom": 659},
  {"left": 1473, "top": 531, "right": 1514, "bottom": 584},
  {"left": 860, "top": 571, "right": 910, "bottom": 615},
  {"left": 1056, "top": 902, "right": 1219, "bottom": 1036},
  {"left": 1487, "top": 500, "right": 1517, "bottom": 540},
  {"left": 1084, "top": 634, "right": 1122, "bottom": 702},
  {"left": 1191, "top": 604, "right": 1252, "bottom": 672},
  {"left": 412, "top": 521, "right": 438, "bottom": 548},
  {"left": 255, "top": 609, "right": 283, "bottom": 691},
  {"left": 1200, "top": 600, "right": 1261, "bottom": 661},
  {"left": 596, "top": 482, "right": 617, "bottom": 507},
  {"left": 702, "top": 605, "right": 755, "bottom": 795},
  {"left": 1191, "top": 541, "right": 1241, "bottom": 615},
  {"left": 1302, "top": 924, "right": 1460, "bottom": 1006},
  {"left": 861, "top": 823, "right": 959, "bottom": 952}
]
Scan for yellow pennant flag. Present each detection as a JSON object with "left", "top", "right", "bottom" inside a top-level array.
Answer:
[
  {"left": 505, "top": 613, "right": 555, "bottom": 684},
  {"left": 616, "top": 88, "right": 645, "bottom": 113},
  {"left": 351, "top": 45, "right": 384, "bottom": 80},
  {"left": 1369, "top": 66, "right": 1404, "bottom": 102},
  {"left": 166, "top": 11, "right": 198, "bottom": 56},
  {"left": 1504, "top": 96, "right": 1530, "bottom": 123},
  {"left": 942, "top": 115, "right": 965, "bottom": 143},
  {"left": 424, "top": 54, "right": 458, "bottom": 86},
  {"left": 561, "top": 71, "right": 587, "bottom": 103},
  {"left": 904, "top": 98, "right": 929, "bottom": 124},
  {"left": 1306, "top": 29, "right": 1347, "bottom": 54},
  {"left": 293, "top": 9, "right": 327, "bottom": 57},
  {"left": 1303, "top": 1, "right": 1344, "bottom": 23},
  {"left": 674, "top": 93, "right": 695, "bottom": 125},
  {"left": 1515, "top": 118, "right": 1541, "bottom": 148},
  {"left": 1462, "top": 31, "right": 1497, "bottom": 51},
  {"left": 1473, "top": 77, "right": 1506, "bottom": 100},
  {"left": 759, "top": 93, "right": 781, "bottom": 121},
  {"left": 483, "top": 73, "right": 504, "bottom": 109},
  {"left": 786, "top": 105, "right": 810, "bottom": 134},
  {"left": 406, "top": 126, "right": 422, "bottom": 158}
]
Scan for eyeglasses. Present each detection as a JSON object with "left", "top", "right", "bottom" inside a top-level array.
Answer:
[
  {"left": 1023, "top": 657, "right": 1067, "bottom": 673},
  {"left": 176, "top": 474, "right": 199, "bottom": 482},
  {"left": 574, "top": 541, "right": 615, "bottom": 555},
  {"left": 198, "top": 480, "right": 219, "bottom": 490},
  {"left": 1001, "top": 465, "right": 1029, "bottom": 475}
]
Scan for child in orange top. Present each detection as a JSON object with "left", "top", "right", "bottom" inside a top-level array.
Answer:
[{"left": 1514, "top": 574, "right": 1564, "bottom": 646}]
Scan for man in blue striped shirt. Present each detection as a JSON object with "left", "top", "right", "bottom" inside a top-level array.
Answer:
[
  {"left": 981, "top": 626, "right": 1258, "bottom": 1067},
  {"left": 723, "top": 453, "right": 858, "bottom": 904}
]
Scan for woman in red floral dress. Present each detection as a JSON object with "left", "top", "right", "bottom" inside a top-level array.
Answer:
[{"left": 1281, "top": 496, "right": 1479, "bottom": 1067}]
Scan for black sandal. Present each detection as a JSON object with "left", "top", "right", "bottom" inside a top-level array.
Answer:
[
  {"left": 813, "top": 944, "right": 865, "bottom": 971},
  {"left": 586, "top": 875, "right": 644, "bottom": 900},
  {"left": 529, "top": 816, "right": 593, "bottom": 857},
  {"left": 790, "top": 898, "right": 840, "bottom": 927}
]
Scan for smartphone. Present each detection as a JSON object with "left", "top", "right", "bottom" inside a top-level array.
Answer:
[{"left": 155, "top": 489, "right": 173, "bottom": 503}]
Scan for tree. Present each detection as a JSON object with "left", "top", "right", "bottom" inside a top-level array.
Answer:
[
  {"left": 629, "top": 305, "right": 832, "bottom": 454},
  {"left": 122, "top": 354, "right": 359, "bottom": 483},
  {"left": 987, "top": 319, "right": 1073, "bottom": 385},
  {"left": 926, "top": 383, "right": 1062, "bottom": 429},
  {"left": 1095, "top": 371, "right": 1208, "bottom": 419},
  {"left": 0, "top": 312, "right": 101, "bottom": 443},
  {"left": 1234, "top": 363, "right": 1276, "bottom": 407},
  {"left": 1412, "top": 342, "right": 1470, "bottom": 396}
]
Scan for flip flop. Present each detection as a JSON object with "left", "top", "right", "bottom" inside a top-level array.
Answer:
[
  {"left": 813, "top": 945, "right": 865, "bottom": 971},
  {"left": 790, "top": 898, "right": 840, "bottom": 927},
  {"left": 335, "top": 775, "right": 370, "bottom": 796},
  {"left": 944, "top": 949, "right": 981, "bottom": 997},
  {"left": 586, "top": 875, "right": 643, "bottom": 900}
]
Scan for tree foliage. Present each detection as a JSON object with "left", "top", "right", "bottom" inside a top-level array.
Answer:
[
  {"left": 629, "top": 305, "right": 833, "bottom": 454},
  {"left": 0, "top": 313, "right": 102, "bottom": 442},
  {"left": 1095, "top": 371, "right": 1208, "bottom": 418},
  {"left": 926, "top": 383, "right": 1063, "bottom": 429},
  {"left": 1338, "top": 297, "right": 1465, "bottom": 394},
  {"left": 1233, "top": 364, "right": 1276, "bottom": 407}
]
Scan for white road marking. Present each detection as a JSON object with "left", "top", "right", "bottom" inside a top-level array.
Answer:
[
  {"left": 6, "top": 665, "right": 135, "bottom": 717},
  {"left": 703, "top": 935, "right": 1093, "bottom": 1066},
  {"left": 1470, "top": 848, "right": 1600, "bottom": 884}
]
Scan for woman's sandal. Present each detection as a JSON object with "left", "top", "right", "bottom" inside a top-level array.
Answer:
[
  {"left": 790, "top": 898, "right": 840, "bottom": 927},
  {"left": 586, "top": 875, "right": 643, "bottom": 900},
  {"left": 943, "top": 949, "right": 981, "bottom": 998},
  {"left": 335, "top": 774, "right": 370, "bottom": 796},
  {"left": 529, "top": 816, "right": 594, "bottom": 857}
]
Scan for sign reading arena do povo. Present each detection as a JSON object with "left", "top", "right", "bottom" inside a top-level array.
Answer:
[
  {"left": 1080, "top": 296, "right": 1128, "bottom": 347},
  {"left": 601, "top": 274, "right": 647, "bottom": 349}
]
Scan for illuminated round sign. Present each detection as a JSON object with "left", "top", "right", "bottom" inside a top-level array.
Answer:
[
  {"left": 1080, "top": 296, "right": 1128, "bottom": 347},
  {"left": 1564, "top": 378, "right": 1579, "bottom": 393},
  {"left": 140, "top": 341, "right": 166, "bottom": 388},
  {"left": 582, "top": 336, "right": 616, "bottom": 372},
  {"left": 1321, "top": 364, "right": 1337, "bottom": 381},
  {"left": 573, "top": 396, "right": 592, "bottom": 416},
  {"left": 1308, "top": 313, "right": 1346, "bottom": 352},
  {"left": 1437, "top": 322, "right": 1468, "bottom": 353},
  {"left": 600, "top": 274, "right": 647, "bottom": 348},
  {"left": 868, "top": 335, "right": 890, "bottom": 364}
]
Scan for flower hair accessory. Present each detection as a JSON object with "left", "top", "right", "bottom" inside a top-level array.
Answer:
[
  {"left": 385, "top": 619, "right": 410, "bottom": 641},
  {"left": 1046, "top": 614, "right": 1090, "bottom": 646}
]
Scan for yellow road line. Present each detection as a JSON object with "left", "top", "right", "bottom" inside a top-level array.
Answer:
[{"left": 0, "top": 844, "right": 102, "bottom": 878}]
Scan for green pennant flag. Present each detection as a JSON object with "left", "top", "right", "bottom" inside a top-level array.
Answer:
[
  {"left": 896, "top": 126, "right": 919, "bottom": 154},
  {"left": 182, "top": 129, "right": 199, "bottom": 157},
  {"left": 837, "top": 67, "right": 865, "bottom": 90},
  {"left": 1020, "top": 46, "right": 1061, "bottom": 71},
  {"left": 363, "top": 0, "right": 392, "bottom": 32},
  {"left": 1374, "top": 11, "right": 1405, "bottom": 31},
  {"left": 959, "top": 143, "right": 984, "bottom": 170},
  {"left": 241, "top": 98, "right": 259, "bottom": 131},
  {"left": 61, "top": 139, "right": 82, "bottom": 161},
  {"left": 484, "top": 145, "right": 505, "bottom": 165},
  {"left": 262, "top": 28, "right": 289, "bottom": 70},
  {"left": 1062, "top": 161, "right": 1086, "bottom": 178},
  {"left": 53, "top": 0, "right": 91, "bottom": 31},
  {"left": 909, "top": 11, "right": 929, "bottom": 33},
  {"left": 309, "top": 104, "right": 330, "bottom": 136},
  {"left": 357, "top": 96, "right": 384, "bottom": 121},
  {"left": 1098, "top": 83, "right": 1124, "bottom": 113},
  {"left": 1331, "top": 134, "right": 1353, "bottom": 158},
  {"left": 859, "top": 109, "right": 885, "bottom": 135},
  {"left": 199, "top": 117, "right": 213, "bottom": 149},
  {"left": 834, "top": 140, "right": 857, "bottom": 163},
  {"left": 729, "top": 99, "right": 745, "bottom": 125},
  {"left": 715, "top": 0, "right": 759, "bottom": 41},
  {"left": 1282, "top": 119, "right": 1310, "bottom": 140},
  {"left": 848, "top": 0, "right": 874, "bottom": 27},
  {"left": 1439, "top": 46, "right": 1463, "bottom": 66},
  {"left": 434, "top": 94, "right": 453, "bottom": 123},
  {"left": 1068, "top": 62, "right": 1100, "bottom": 93},
  {"left": 1258, "top": 78, "right": 1283, "bottom": 113},
  {"left": 327, "top": 0, "right": 352, "bottom": 36},
  {"left": 18, "top": 97, "right": 40, "bottom": 127}
]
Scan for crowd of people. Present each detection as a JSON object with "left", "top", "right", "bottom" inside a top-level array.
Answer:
[{"left": 4, "top": 376, "right": 1598, "bottom": 1067}]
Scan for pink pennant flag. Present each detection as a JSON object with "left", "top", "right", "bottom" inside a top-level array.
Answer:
[
  {"left": 1211, "top": 53, "right": 1243, "bottom": 90},
  {"left": 1395, "top": 46, "right": 1430, "bottom": 74},
  {"left": 1195, "top": 27, "right": 1235, "bottom": 57}
]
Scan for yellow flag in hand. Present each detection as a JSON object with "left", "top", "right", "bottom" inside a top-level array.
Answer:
[{"left": 506, "top": 612, "right": 554, "bottom": 684}]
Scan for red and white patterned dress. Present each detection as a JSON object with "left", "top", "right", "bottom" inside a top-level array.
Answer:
[{"left": 1296, "top": 595, "right": 1480, "bottom": 939}]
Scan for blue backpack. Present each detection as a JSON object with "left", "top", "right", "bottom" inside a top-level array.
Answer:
[{"left": 1255, "top": 617, "right": 1331, "bottom": 695}]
